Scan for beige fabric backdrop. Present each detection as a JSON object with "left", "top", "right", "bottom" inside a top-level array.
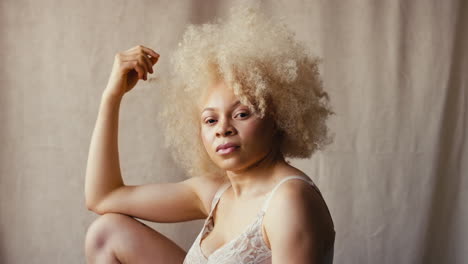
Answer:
[{"left": 1, "top": 0, "right": 466, "bottom": 263}]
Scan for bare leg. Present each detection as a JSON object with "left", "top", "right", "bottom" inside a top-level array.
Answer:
[{"left": 85, "top": 213, "right": 187, "bottom": 264}]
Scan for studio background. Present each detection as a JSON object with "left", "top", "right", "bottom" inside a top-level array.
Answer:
[{"left": 0, "top": 0, "right": 466, "bottom": 263}]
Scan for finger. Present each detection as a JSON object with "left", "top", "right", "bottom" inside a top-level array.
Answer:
[
  {"left": 139, "top": 45, "right": 160, "bottom": 59},
  {"left": 149, "top": 55, "right": 159, "bottom": 66},
  {"left": 131, "top": 61, "right": 146, "bottom": 80},
  {"left": 119, "top": 60, "right": 144, "bottom": 80},
  {"left": 132, "top": 54, "right": 150, "bottom": 74},
  {"left": 124, "top": 50, "right": 154, "bottom": 73},
  {"left": 129, "top": 45, "right": 160, "bottom": 60},
  {"left": 138, "top": 53, "right": 153, "bottom": 74},
  {"left": 135, "top": 63, "right": 146, "bottom": 81},
  {"left": 122, "top": 57, "right": 148, "bottom": 78}
]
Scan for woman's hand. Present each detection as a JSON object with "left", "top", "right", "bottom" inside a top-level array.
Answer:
[{"left": 104, "top": 45, "right": 160, "bottom": 98}]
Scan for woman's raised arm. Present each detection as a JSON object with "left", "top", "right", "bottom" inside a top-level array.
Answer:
[
  {"left": 85, "top": 45, "right": 158, "bottom": 209},
  {"left": 84, "top": 45, "right": 225, "bottom": 223}
]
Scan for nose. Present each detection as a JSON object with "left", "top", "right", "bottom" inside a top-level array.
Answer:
[{"left": 216, "top": 116, "right": 236, "bottom": 137}]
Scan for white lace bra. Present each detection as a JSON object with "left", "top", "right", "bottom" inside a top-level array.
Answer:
[{"left": 183, "top": 175, "right": 335, "bottom": 264}]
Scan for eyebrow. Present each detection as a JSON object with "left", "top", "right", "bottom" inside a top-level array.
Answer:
[{"left": 202, "top": 100, "right": 241, "bottom": 113}]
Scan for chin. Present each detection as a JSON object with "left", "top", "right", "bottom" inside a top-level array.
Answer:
[
  {"left": 215, "top": 157, "right": 260, "bottom": 173},
  {"left": 215, "top": 160, "right": 242, "bottom": 170},
  {"left": 212, "top": 157, "right": 244, "bottom": 170}
]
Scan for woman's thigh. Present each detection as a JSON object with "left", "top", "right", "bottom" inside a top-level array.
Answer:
[{"left": 85, "top": 213, "right": 187, "bottom": 264}]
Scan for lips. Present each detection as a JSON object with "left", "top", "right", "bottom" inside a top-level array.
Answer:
[{"left": 216, "top": 142, "right": 240, "bottom": 152}]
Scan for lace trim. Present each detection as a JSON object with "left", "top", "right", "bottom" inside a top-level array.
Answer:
[
  {"left": 199, "top": 210, "right": 270, "bottom": 259},
  {"left": 197, "top": 210, "right": 272, "bottom": 263},
  {"left": 183, "top": 175, "right": 335, "bottom": 264}
]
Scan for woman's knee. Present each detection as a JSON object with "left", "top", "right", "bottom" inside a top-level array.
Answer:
[
  {"left": 85, "top": 213, "right": 186, "bottom": 264},
  {"left": 85, "top": 213, "right": 132, "bottom": 255}
]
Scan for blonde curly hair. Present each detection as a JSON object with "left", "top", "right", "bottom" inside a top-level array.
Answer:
[{"left": 152, "top": 3, "right": 335, "bottom": 179}]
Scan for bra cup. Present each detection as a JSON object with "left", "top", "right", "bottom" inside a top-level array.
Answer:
[{"left": 183, "top": 175, "right": 335, "bottom": 264}]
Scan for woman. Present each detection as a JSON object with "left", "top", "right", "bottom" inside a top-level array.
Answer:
[{"left": 85, "top": 5, "right": 335, "bottom": 264}]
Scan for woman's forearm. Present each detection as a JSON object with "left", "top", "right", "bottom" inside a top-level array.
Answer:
[
  {"left": 85, "top": 91, "right": 125, "bottom": 210},
  {"left": 85, "top": 45, "right": 159, "bottom": 210}
]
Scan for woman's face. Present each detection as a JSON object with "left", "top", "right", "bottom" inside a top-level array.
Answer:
[{"left": 199, "top": 79, "right": 277, "bottom": 172}]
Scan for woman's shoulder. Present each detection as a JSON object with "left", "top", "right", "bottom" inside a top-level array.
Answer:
[
  {"left": 270, "top": 171, "right": 333, "bottom": 225},
  {"left": 186, "top": 175, "right": 229, "bottom": 217},
  {"left": 262, "top": 172, "right": 335, "bottom": 250},
  {"left": 271, "top": 166, "right": 313, "bottom": 187}
]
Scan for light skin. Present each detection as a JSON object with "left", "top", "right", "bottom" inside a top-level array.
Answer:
[
  {"left": 199, "top": 78, "right": 295, "bottom": 200},
  {"left": 84, "top": 44, "right": 334, "bottom": 264},
  {"left": 198, "top": 79, "right": 335, "bottom": 263}
]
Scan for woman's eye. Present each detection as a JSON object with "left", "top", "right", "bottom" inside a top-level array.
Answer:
[{"left": 204, "top": 113, "right": 248, "bottom": 124}]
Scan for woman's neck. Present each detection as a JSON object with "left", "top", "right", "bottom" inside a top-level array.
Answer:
[{"left": 225, "top": 148, "right": 289, "bottom": 200}]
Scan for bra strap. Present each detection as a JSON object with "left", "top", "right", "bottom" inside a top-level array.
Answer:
[
  {"left": 261, "top": 175, "right": 316, "bottom": 212},
  {"left": 210, "top": 181, "right": 232, "bottom": 212}
]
